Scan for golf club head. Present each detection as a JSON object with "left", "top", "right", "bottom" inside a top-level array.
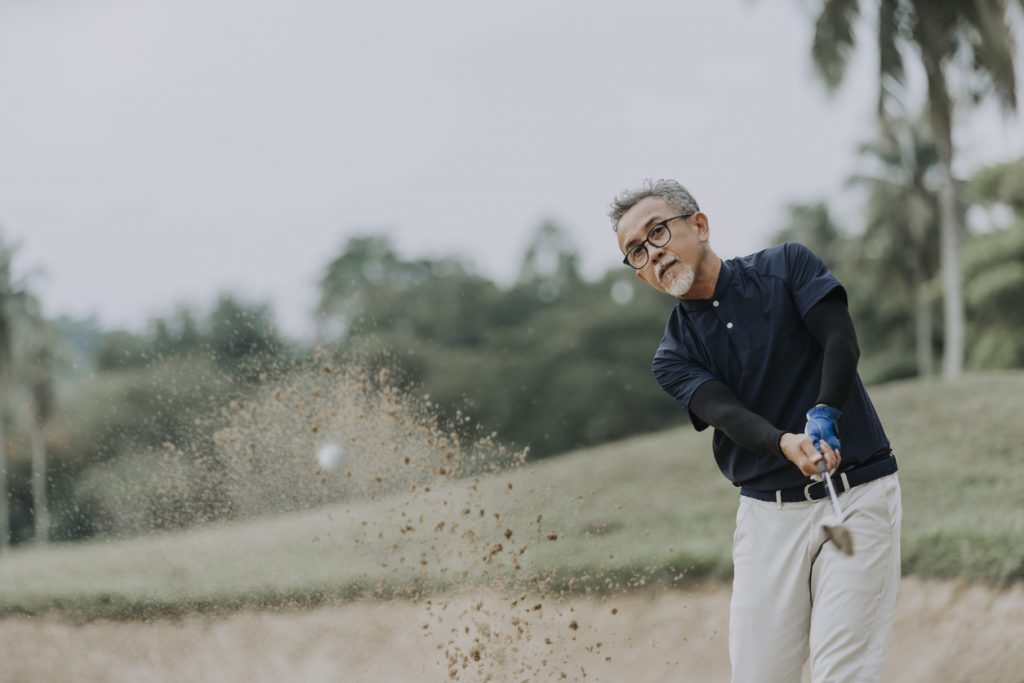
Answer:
[{"left": 822, "top": 523, "right": 854, "bottom": 556}]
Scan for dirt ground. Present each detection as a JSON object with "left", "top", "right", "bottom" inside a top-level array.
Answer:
[{"left": 0, "top": 578, "right": 1021, "bottom": 683}]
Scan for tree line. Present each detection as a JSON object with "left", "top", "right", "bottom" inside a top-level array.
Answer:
[{"left": 2, "top": 151, "right": 1023, "bottom": 549}]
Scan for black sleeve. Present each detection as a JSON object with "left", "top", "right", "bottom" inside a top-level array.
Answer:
[
  {"left": 690, "top": 380, "right": 786, "bottom": 458},
  {"left": 803, "top": 293, "right": 860, "bottom": 409}
]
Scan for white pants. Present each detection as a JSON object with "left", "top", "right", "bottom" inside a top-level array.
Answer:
[{"left": 729, "top": 474, "right": 902, "bottom": 683}]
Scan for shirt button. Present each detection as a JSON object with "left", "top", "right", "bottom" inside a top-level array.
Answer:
[
  {"left": 726, "top": 322, "right": 734, "bottom": 329},
  {"left": 712, "top": 300, "right": 719, "bottom": 307}
]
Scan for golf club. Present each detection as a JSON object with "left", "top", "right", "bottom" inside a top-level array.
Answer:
[{"left": 817, "top": 459, "right": 854, "bottom": 556}]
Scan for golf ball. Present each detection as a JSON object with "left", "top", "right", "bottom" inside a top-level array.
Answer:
[{"left": 316, "top": 443, "right": 344, "bottom": 471}]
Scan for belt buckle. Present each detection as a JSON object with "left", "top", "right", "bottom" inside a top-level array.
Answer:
[{"left": 803, "top": 481, "right": 816, "bottom": 502}]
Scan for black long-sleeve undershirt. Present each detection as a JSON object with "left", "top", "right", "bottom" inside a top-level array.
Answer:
[
  {"left": 805, "top": 294, "right": 860, "bottom": 408},
  {"left": 689, "top": 293, "right": 860, "bottom": 458}
]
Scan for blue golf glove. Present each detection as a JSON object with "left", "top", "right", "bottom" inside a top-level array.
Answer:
[{"left": 805, "top": 405, "right": 841, "bottom": 454}]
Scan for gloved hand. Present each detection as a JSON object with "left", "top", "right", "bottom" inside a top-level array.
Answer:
[{"left": 805, "top": 404, "right": 841, "bottom": 454}]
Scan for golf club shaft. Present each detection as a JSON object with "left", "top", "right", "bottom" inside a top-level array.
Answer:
[{"left": 817, "top": 459, "right": 846, "bottom": 520}]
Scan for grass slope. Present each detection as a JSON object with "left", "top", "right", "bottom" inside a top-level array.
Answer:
[{"left": 1, "top": 371, "right": 1021, "bottom": 616}]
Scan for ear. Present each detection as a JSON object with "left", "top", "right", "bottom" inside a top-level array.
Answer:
[{"left": 693, "top": 212, "right": 710, "bottom": 242}]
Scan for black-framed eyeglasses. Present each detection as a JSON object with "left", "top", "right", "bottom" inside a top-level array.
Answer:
[{"left": 622, "top": 214, "right": 693, "bottom": 269}]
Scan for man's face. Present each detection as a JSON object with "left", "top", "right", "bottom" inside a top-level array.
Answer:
[{"left": 616, "top": 196, "right": 708, "bottom": 297}]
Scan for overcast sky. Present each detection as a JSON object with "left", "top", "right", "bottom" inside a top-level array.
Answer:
[{"left": 2, "top": 0, "right": 1023, "bottom": 339}]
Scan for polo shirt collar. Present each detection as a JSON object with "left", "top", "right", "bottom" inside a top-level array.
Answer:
[{"left": 679, "top": 258, "right": 731, "bottom": 312}]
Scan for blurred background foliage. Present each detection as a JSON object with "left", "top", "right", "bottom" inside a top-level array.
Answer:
[{"left": 2, "top": 146, "right": 1024, "bottom": 549}]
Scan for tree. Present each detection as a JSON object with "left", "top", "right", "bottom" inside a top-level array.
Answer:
[
  {"left": 0, "top": 250, "right": 10, "bottom": 552},
  {"left": 963, "top": 156, "right": 1024, "bottom": 367},
  {"left": 771, "top": 202, "right": 846, "bottom": 270},
  {"left": 312, "top": 226, "right": 680, "bottom": 458},
  {"left": 0, "top": 238, "right": 32, "bottom": 552},
  {"left": 769, "top": 200, "right": 923, "bottom": 383},
  {"left": 968, "top": 155, "right": 1024, "bottom": 213},
  {"left": 517, "top": 220, "right": 582, "bottom": 304},
  {"left": 208, "top": 295, "right": 287, "bottom": 380},
  {"left": 963, "top": 221, "right": 1024, "bottom": 367},
  {"left": 849, "top": 115, "right": 942, "bottom": 376},
  {"left": 317, "top": 235, "right": 506, "bottom": 346},
  {"left": 20, "top": 299, "right": 55, "bottom": 542},
  {"left": 811, "top": 0, "right": 1019, "bottom": 379},
  {"left": 317, "top": 236, "right": 429, "bottom": 339}
]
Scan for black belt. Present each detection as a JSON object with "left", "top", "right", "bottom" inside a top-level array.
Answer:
[{"left": 740, "top": 453, "right": 898, "bottom": 503}]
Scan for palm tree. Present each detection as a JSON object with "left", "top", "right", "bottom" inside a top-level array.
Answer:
[
  {"left": 811, "top": 0, "right": 1018, "bottom": 380},
  {"left": 0, "top": 237, "right": 33, "bottom": 551},
  {"left": 0, "top": 244, "right": 15, "bottom": 552},
  {"left": 22, "top": 301, "right": 55, "bottom": 543},
  {"left": 849, "top": 115, "right": 943, "bottom": 377}
]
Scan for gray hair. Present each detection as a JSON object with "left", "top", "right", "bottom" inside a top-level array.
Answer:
[{"left": 608, "top": 179, "right": 700, "bottom": 232}]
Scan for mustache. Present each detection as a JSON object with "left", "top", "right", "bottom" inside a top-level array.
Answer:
[{"left": 655, "top": 256, "right": 679, "bottom": 280}]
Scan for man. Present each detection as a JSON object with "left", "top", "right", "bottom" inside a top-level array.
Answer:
[{"left": 609, "top": 179, "right": 901, "bottom": 683}]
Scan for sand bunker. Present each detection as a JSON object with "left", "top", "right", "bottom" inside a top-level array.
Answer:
[{"left": 1, "top": 578, "right": 1022, "bottom": 682}]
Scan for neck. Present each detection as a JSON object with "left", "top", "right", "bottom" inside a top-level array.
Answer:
[{"left": 680, "top": 250, "right": 720, "bottom": 300}]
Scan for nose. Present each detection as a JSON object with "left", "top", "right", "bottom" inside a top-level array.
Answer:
[{"left": 647, "top": 242, "right": 669, "bottom": 265}]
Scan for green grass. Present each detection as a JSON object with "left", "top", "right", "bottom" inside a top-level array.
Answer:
[{"left": 1, "top": 371, "right": 1022, "bottom": 617}]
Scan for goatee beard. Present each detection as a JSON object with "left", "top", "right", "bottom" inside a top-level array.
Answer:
[{"left": 666, "top": 262, "right": 695, "bottom": 298}]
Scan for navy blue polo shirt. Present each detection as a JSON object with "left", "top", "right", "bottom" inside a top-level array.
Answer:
[{"left": 652, "top": 242, "right": 890, "bottom": 491}]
